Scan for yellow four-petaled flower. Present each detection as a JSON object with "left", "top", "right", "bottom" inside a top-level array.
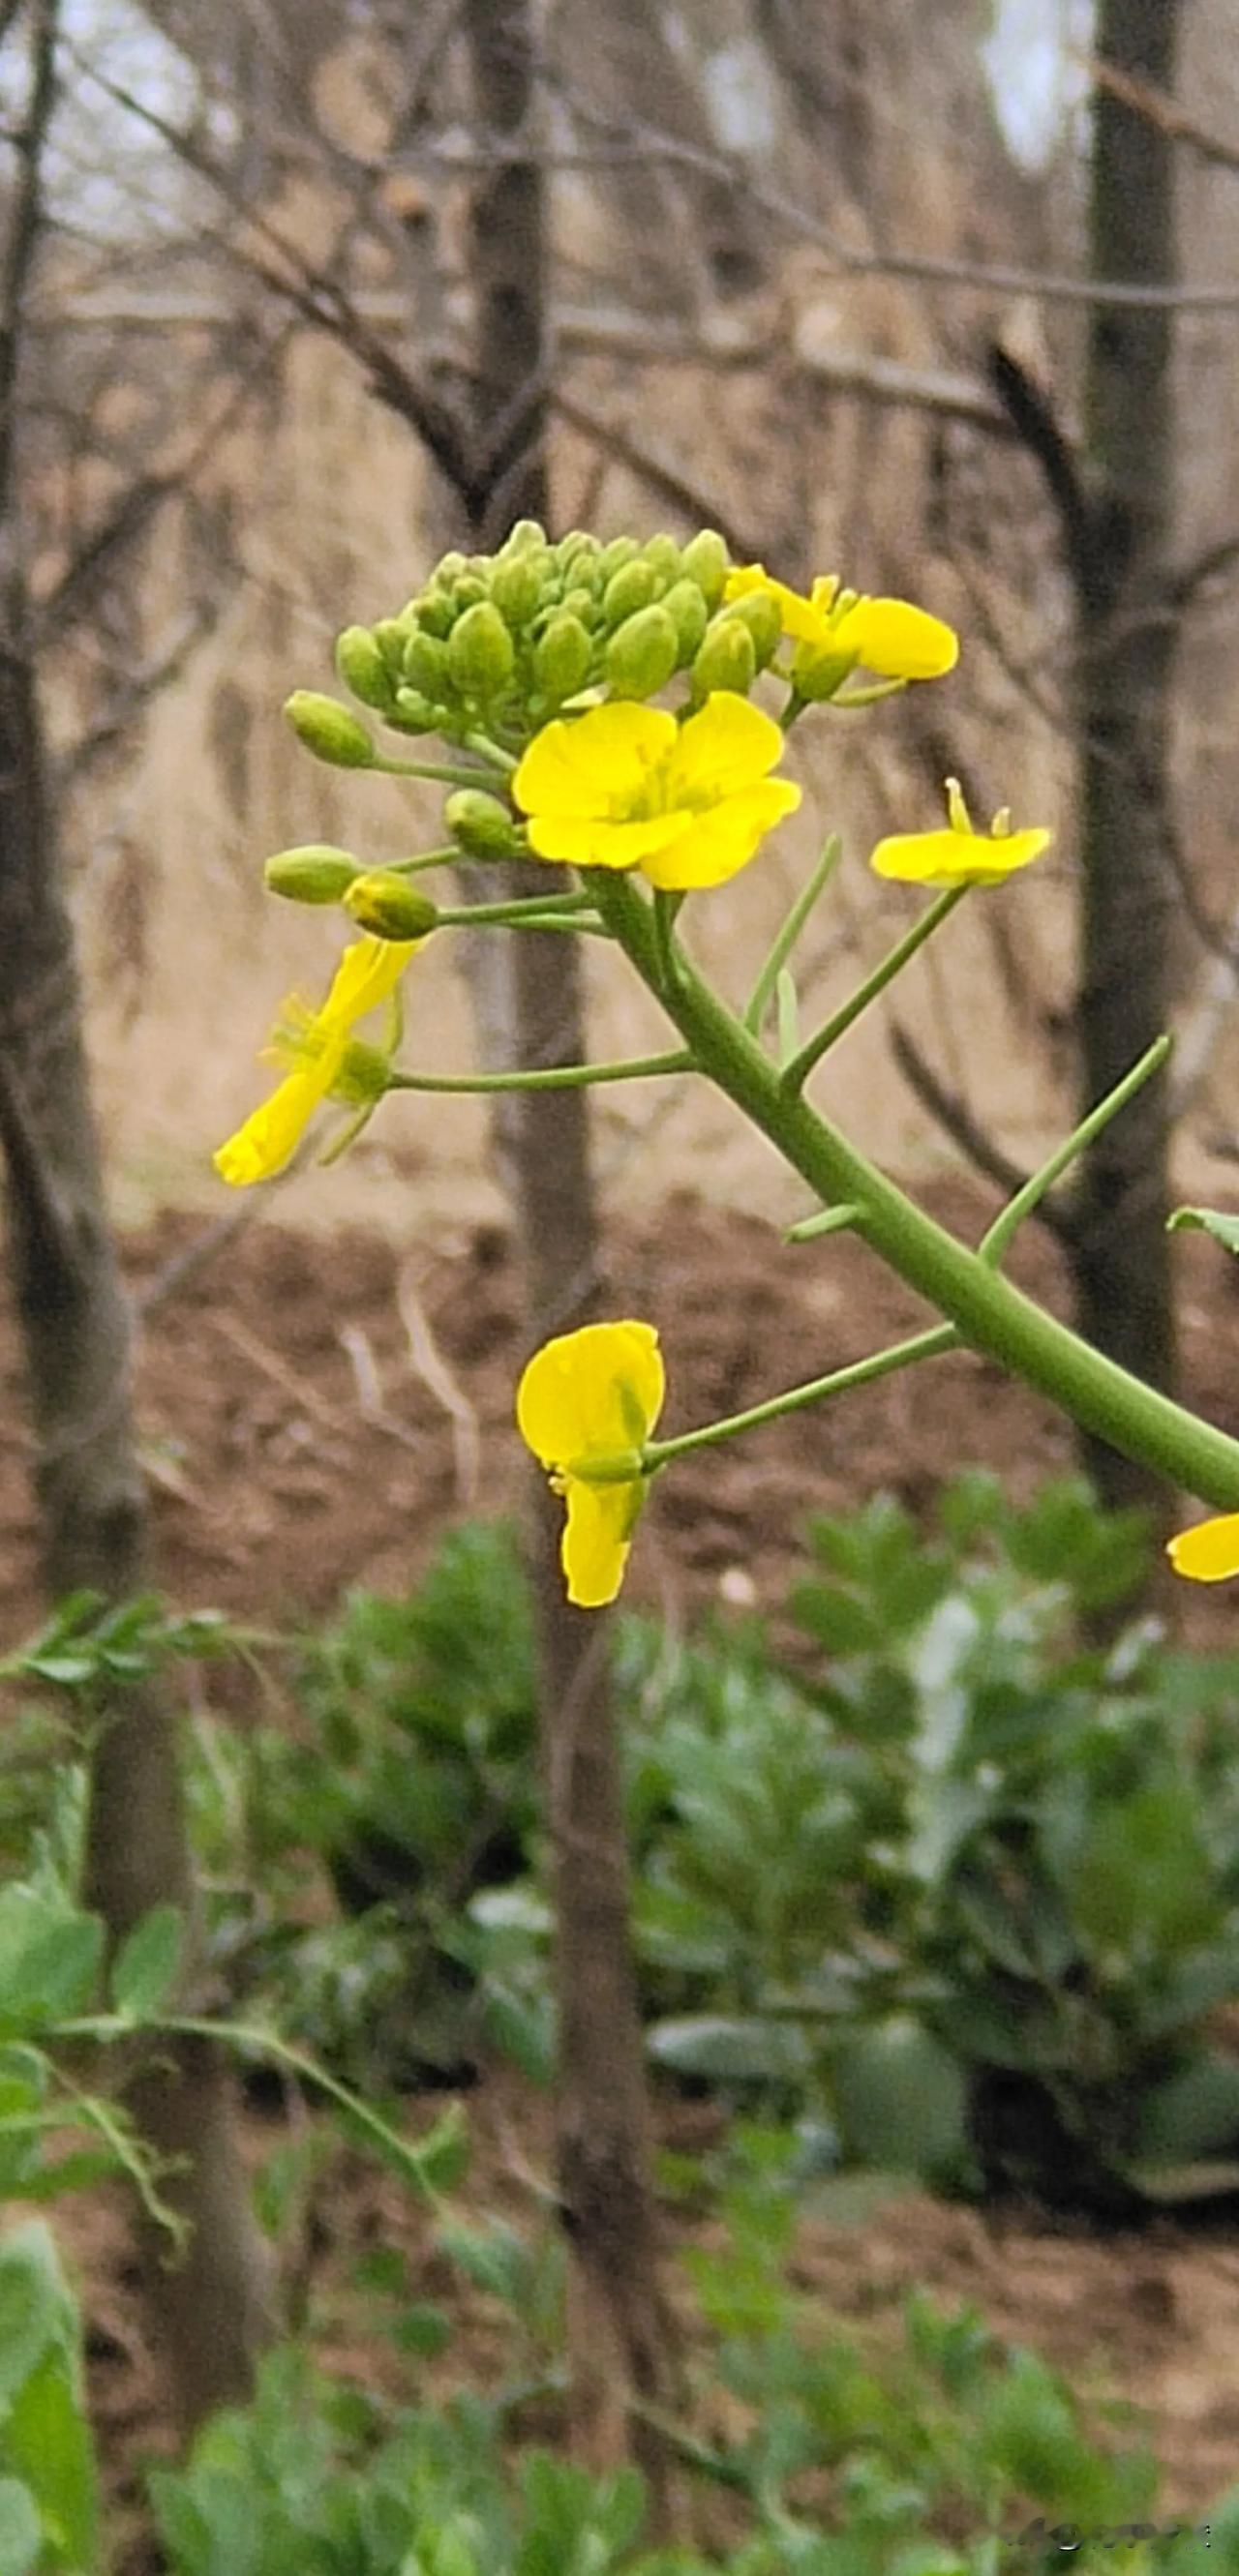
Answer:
[
  {"left": 516, "top": 1321, "right": 665, "bottom": 1607},
  {"left": 724, "top": 564, "right": 959, "bottom": 684},
  {"left": 512, "top": 692, "right": 801, "bottom": 890},
  {"left": 214, "top": 933, "right": 421, "bottom": 1186}
]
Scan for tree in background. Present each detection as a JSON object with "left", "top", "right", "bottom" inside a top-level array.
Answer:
[{"left": 0, "top": 0, "right": 270, "bottom": 2428}]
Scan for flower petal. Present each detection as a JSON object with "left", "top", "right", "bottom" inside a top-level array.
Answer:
[
  {"left": 560, "top": 1478, "right": 645, "bottom": 1607},
  {"left": 723, "top": 565, "right": 831, "bottom": 648},
  {"left": 317, "top": 934, "right": 421, "bottom": 1030},
  {"left": 641, "top": 780, "right": 801, "bottom": 890},
  {"left": 1167, "top": 1514, "right": 1239, "bottom": 1583},
  {"left": 514, "top": 704, "right": 677, "bottom": 821},
  {"left": 832, "top": 598, "right": 959, "bottom": 681},
  {"left": 516, "top": 1320, "right": 664, "bottom": 1466},
  {"left": 670, "top": 692, "right": 790, "bottom": 797},
  {"left": 526, "top": 811, "right": 694, "bottom": 870},
  {"left": 214, "top": 1051, "right": 342, "bottom": 1186},
  {"left": 870, "top": 825, "right": 1050, "bottom": 885}
]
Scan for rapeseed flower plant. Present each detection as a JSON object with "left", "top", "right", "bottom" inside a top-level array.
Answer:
[
  {"left": 724, "top": 564, "right": 958, "bottom": 684},
  {"left": 214, "top": 933, "right": 420, "bottom": 1186},
  {"left": 512, "top": 693, "right": 801, "bottom": 891},
  {"left": 870, "top": 778, "right": 1051, "bottom": 886},
  {"left": 516, "top": 1320, "right": 664, "bottom": 1607}
]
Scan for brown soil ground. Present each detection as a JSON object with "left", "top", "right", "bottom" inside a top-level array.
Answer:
[{"left": 6, "top": 1182, "right": 1239, "bottom": 2568}]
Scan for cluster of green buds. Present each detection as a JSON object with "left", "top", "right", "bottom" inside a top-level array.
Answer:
[{"left": 284, "top": 522, "right": 784, "bottom": 784}]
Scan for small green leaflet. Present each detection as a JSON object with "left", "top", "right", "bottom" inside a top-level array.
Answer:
[{"left": 1168, "top": 1206, "right": 1239, "bottom": 1256}]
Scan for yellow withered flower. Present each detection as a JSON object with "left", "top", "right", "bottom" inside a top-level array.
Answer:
[
  {"left": 214, "top": 934, "right": 420, "bottom": 1186},
  {"left": 516, "top": 1321, "right": 665, "bottom": 1607},
  {"left": 724, "top": 564, "right": 958, "bottom": 683},
  {"left": 870, "top": 778, "right": 1051, "bottom": 886},
  {"left": 512, "top": 693, "right": 801, "bottom": 891}
]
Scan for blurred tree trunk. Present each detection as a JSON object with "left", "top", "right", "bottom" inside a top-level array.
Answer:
[
  {"left": 1073, "top": 0, "right": 1180, "bottom": 1522},
  {"left": 460, "top": 0, "right": 680, "bottom": 2502},
  {"left": 0, "top": 0, "right": 270, "bottom": 2436}
]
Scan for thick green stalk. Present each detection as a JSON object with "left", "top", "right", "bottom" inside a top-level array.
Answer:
[{"left": 588, "top": 874, "right": 1239, "bottom": 1507}]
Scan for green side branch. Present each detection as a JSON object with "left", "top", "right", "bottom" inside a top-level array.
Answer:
[{"left": 587, "top": 872, "right": 1239, "bottom": 1510}]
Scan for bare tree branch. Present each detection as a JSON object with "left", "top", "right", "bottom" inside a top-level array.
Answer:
[
  {"left": 0, "top": 0, "right": 57, "bottom": 523},
  {"left": 1082, "top": 50, "right": 1239, "bottom": 179},
  {"left": 550, "top": 388, "right": 759, "bottom": 555}
]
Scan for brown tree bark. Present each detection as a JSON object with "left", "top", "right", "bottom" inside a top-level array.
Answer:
[
  {"left": 460, "top": 0, "right": 681, "bottom": 2504},
  {"left": 0, "top": 0, "right": 270, "bottom": 2437},
  {"left": 1073, "top": 0, "right": 1181, "bottom": 1523}
]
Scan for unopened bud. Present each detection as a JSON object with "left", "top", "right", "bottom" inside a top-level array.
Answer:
[
  {"left": 436, "top": 552, "right": 469, "bottom": 584},
  {"left": 404, "top": 630, "right": 450, "bottom": 699},
  {"left": 491, "top": 554, "right": 543, "bottom": 626},
  {"left": 791, "top": 646, "right": 858, "bottom": 703},
  {"left": 285, "top": 692, "right": 377, "bottom": 767},
  {"left": 601, "top": 559, "right": 660, "bottom": 627},
  {"left": 597, "top": 536, "right": 639, "bottom": 580},
  {"left": 444, "top": 788, "right": 521, "bottom": 858},
  {"left": 532, "top": 612, "right": 592, "bottom": 704},
  {"left": 373, "top": 617, "right": 411, "bottom": 669},
  {"left": 562, "top": 585, "right": 595, "bottom": 624},
  {"left": 417, "top": 590, "right": 455, "bottom": 640},
  {"left": 451, "top": 575, "right": 489, "bottom": 613},
  {"left": 642, "top": 534, "right": 681, "bottom": 582},
  {"left": 504, "top": 520, "right": 547, "bottom": 554},
  {"left": 680, "top": 528, "right": 731, "bottom": 608},
  {"left": 662, "top": 579, "right": 710, "bottom": 664},
  {"left": 447, "top": 600, "right": 516, "bottom": 699},
  {"left": 392, "top": 688, "right": 442, "bottom": 733},
  {"left": 690, "top": 617, "right": 756, "bottom": 700},
  {"left": 606, "top": 604, "right": 679, "bottom": 699},
  {"left": 264, "top": 846, "right": 360, "bottom": 904},
  {"left": 342, "top": 872, "right": 440, "bottom": 940},
  {"left": 724, "top": 587, "right": 783, "bottom": 668},
  {"left": 336, "top": 627, "right": 395, "bottom": 710}
]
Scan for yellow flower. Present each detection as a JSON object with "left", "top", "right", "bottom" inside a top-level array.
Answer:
[
  {"left": 516, "top": 1320, "right": 665, "bottom": 1607},
  {"left": 214, "top": 934, "right": 420, "bottom": 1186},
  {"left": 870, "top": 778, "right": 1051, "bottom": 886},
  {"left": 724, "top": 565, "right": 958, "bottom": 682},
  {"left": 511, "top": 693, "right": 801, "bottom": 891},
  {"left": 1167, "top": 1516, "right": 1239, "bottom": 1583}
]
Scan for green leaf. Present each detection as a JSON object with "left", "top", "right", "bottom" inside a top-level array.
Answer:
[
  {"left": 1168, "top": 1205, "right": 1239, "bottom": 1254},
  {"left": 832, "top": 2017, "right": 970, "bottom": 2175},
  {"left": 0, "top": 2221, "right": 68, "bottom": 2409},
  {"left": 3, "top": 2343, "right": 100, "bottom": 2575},
  {"left": 0, "top": 2477, "right": 40, "bottom": 2576},
  {"left": 647, "top": 2016, "right": 812, "bottom": 2084},
  {"left": 1133, "top": 2051, "right": 1239, "bottom": 2163},
  {"left": 110, "top": 1905, "right": 187, "bottom": 2021},
  {"left": 0, "top": 1888, "right": 104, "bottom": 2037}
]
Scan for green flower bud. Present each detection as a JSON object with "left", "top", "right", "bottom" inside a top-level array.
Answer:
[
  {"left": 562, "top": 585, "right": 595, "bottom": 623},
  {"left": 373, "top": 617, "right": 411, "bottom": 669},
  {"left": 601, "top": 559, "right": 660, "bottom": 627},
  {"left": 404, "top": 629, "right": 450, "bottom": 698},
  {"left": 417, "top": 590, "right": 456, "bottom": 640},
  {"left": 661, "top": 579, "right": 710, "bottom": 664},
  {"left": 490, "top": 554, "right": 543, "bottom": 626},
  {"left": 503, "top": 520, "right": 547, "bottom": 554},
  {"left": 451, "top": 575, "right": 489, "bottom": 613},
  {"left": 436, "top": 552, "right": 469, "bottom": 584},
  {"left": 723, "top": 587, "right": 783, "bottom": 668},
  {"left": 690, "top": 617, "right": 756, "bottom": 699},
  {"left": 792, "top": 649, "right": 858, "bottom": 704},
  {"left": 335, "top": 626, "right": 395, "bottom": 710},
  {"left": 641, "top": 533, "right": 681, "bottom": 581},
  {"left": 263, "top": 845, "right": 360, "bottom": 904},
  {"left": 447, "top": 600, "right": 516, "bottom": 699},
  {"left": 391, "top": 687, "right": 442, "bottom": 733},
  {"left": 343, "top": 872, "right": 440, "bottom": 940},
  {"left": 444, "top": 787, "right": 522, "bottom": 858},
  {"left": 533, "top": 612, "right": 592, "bottom": 704},
  {"left": 605, "top": 604, "right": 680, "bottom": 700},
  {"left": 332, "top": 1037, "right": 392, "bottom": 1108},
  {"left": 285, "top": 692, "right": 377, "bottom": 767},
  {"left": 680, "top": 528, "right": 731, "bottom": 608}
]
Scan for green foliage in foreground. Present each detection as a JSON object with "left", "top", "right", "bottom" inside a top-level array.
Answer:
[{"left": 177, "top": 1483, "right": 1239, "bottom": 2208}]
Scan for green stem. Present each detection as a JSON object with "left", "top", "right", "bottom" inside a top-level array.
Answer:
[
  {"left": 434, "top": 893, "right": 596, "bottom": 928},
  {"left": 978, "top": 1034, "right": 1171, "bottom": 1267},
  {"left": 781, "top": 885, "right": 967, "bottom": 1093},
  {"left": 461, "top": 729, "right": 518, "bottom": 772},
  {"left": 386, "top": 1048, "right": 691, "bottom": 1097},
  {"left": 644, "top": 1326, "right": 955, "bottom": 1470},
  {"left": 743, "top": 835, "right": 842, "bottom": 1033},
  {"left": 784, "top": 1201, "right": 863, "bottom": 1243},
  {"left": 587, "top": 873, "right": 1239, "bottom": 1508},
  {"left": 385, "top": 845, "right": 461, "bottom": 876},
  {"left": 373, "top": 757, "right": 500, "bottom": 789}
]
